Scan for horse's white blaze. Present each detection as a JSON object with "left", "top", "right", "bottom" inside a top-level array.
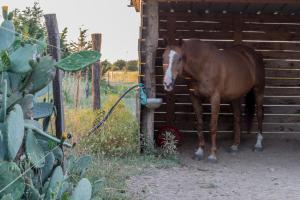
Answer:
[
  {"left": 164, "top": 50, "right": 177, "bottom": 88},
  {"left": 254, "top": 133, "right": 263, "bottom": 149}
]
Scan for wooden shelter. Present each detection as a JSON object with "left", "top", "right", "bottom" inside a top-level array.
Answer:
[{"left": 135, "top": 0, "right": 300, "bottom": 145}]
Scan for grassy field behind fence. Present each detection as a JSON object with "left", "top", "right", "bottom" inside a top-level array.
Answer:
[{"left": 62, "top": 70, "right": 138, "bottom": 112}]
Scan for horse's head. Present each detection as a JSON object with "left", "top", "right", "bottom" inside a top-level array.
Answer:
[{"left": 162, "top": 39, "right": 185, "bottom": 92}]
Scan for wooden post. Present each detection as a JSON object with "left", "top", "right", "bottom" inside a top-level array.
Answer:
[
  {"left": 140, "top": 0, "right": 158, "bottom": 147},
  {"left": 44, "top": 14, "right": 65, "bottom": 139},
  {"left": 91, "top": 34, "right": 102, "bottom": 110}
]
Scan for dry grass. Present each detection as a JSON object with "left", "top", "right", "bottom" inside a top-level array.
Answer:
[{"left": 104, "top": 71, "right": 138, "bottom": 83}]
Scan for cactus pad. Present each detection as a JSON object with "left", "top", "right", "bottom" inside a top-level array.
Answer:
[
  {"left": 8, "top": 72, "right": 23, "bottom": 93},
  {"left": 29, "top": 56, "right": 56, "bottom": 94},
  {"left": 56, "top": 51, "right": 100, "bottom": 72},
  {"left": 65, "top": 155, "right": 76, "bottom": 173},
  {"left": 70, "top": 178, "right": 92, "bottom": 200},
  {"left": 0, "top": 161, "right": 25, "bottom": 199},
  {"left": 0, "top": 20, "right": 15, "bottom": 51},
  {"left": 0, "top": 130, "right": 6, "bottom": 161},
  {"left": 25, "top": 185, "right": 40, "bottom": 200},
  {"left": 0, "top": 80, "right": 7, "bottom": 122},
  {"left": 70, "top": 155, "right": 92, "bottom": 177},
  {"left": 0, "top": 194, "right": 13, "bottom": 200},
  {"left": 33, "top": 102, "right": 54, "bottom": 120},
  {"left": 25, "top": 129, "right": 46, "bottom": 168},
  {"left": 52, "top": 147, "right": 63, "bottom": 163},
  {"left": 45, "top": 166, "right": 64, "bottom": 200},
  {"left": 19, "top": 94, "right": 34, "bottom": 119},
  {"left": 92, "top": 178, "right": 105, "bottom": 197},
  {"left": 9, "top": 44, "right": 37, "bottom": 73},
  {"left": 4, "top": 104, "right": 24, "bottom": 160},
  {"left": 41, "top": 151, "right": 55, "bottom": 183},
  {"left": 57, "top": 181, "right": 70, "bottom": 200}
]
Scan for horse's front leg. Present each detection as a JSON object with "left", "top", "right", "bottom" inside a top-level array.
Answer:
[
  {"left": 208, "top": 93, "right": 220, "bottom": 162},
  {"left": 230, "top": 98, "right": 241, "bottom": 153},
  {"left": 190, "top": 93, "right": 205, "bottom": 160}
]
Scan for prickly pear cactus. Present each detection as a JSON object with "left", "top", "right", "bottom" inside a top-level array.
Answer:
[
  {"left": 45, "top": 166, "right": 64, "bottom": 200},
  {"left": 70, "top": 178, "right": 92, "bottom": 200},
  {"left": 70, "top": 155, "right": 92, "bottom": 177},
  {"left": 0, "top": 6, "right": 15, "bottom": 51},
  {"left": 41, "top": 151, "right": 55, "bottom": 182},
  {"left": 25, "top": 185, "right": 40, "bottom": 200},
  {"left": 4, "top": 104, "right": 24, "bottom": 161},
  {"left": 28, "top": 56, "right": 56, "bottom": 94},
  {"left": 25, "top": 129, "right": 45, "bottom": 168},
  {"left": 9, "top": 44, "right": 37, "bottom": 73},
  {"left": 0, "top": 131, "right": 5, "bottom": 161},
  {"left": 0, "top": 6, "right": 101, "bottom": 200},
  {"left": 0, "top": 194, "right": 13, "bottom": 200},
  {"left": 56, "top": 51, "right": 100, "bottom": 72},
  {"left": 0, "top": 161, "right": 25, "bottom": 199}
]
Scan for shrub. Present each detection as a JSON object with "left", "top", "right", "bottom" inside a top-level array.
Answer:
[
  {"left": 126, "top": 60, "right": 138, "bottom": 71},
  {"left": 65, "top": 108, "right": 96, "bottom": 143},
  {"left": 79, "top": 95, "right": 139, "bottom": 156}
]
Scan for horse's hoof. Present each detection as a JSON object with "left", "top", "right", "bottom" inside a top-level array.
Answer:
[
  {"left": 207, "top": 155, "right": 218, "bottom": 163},
  {"left": 228, "top": 145, "right": 239, "bottom": 154},
  {"left": 253, "top": 146, "right": 264, "bottom": 152},
  {"left": 194, "top": 148, "right": 204, "bottom": 161}
]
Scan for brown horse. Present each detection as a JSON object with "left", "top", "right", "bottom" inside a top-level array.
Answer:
[{"left": 162, "top": 39, "right": 265, "bottom": 162}]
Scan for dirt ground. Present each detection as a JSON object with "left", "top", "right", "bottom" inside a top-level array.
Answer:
[{"left": 127, "top": 133, "right": 300, "bottom": 200}]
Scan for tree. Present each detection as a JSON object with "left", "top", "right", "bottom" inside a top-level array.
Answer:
[
  {"left": 69, "top": 27, "right": 92, "bottom": 108},
  {"left": 113, "top": 59, "right": 126, "bottom": 71},
  {"left": 101, "top": 59, "right": 112, "bottom": 78},
  {"left": 126, "top": 60, "right": 139, "bottom": 71},
  {"left": 60, "top": 27, "right": 70, "bottom": 59},
  {"left": 13, "top": 2, "right": 45, "bottom": 40}
]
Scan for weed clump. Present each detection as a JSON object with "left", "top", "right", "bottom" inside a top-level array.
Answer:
[{"left": 78, "top": 95, "right": 139, "bottom": 156}]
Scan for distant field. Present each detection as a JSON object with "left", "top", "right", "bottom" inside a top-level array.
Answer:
[
  {"left": 61, "top": 71, "right": 138, "bottom": 113},
  {"left": 103, "top": 71, "right": 138, "bottom": 83}
]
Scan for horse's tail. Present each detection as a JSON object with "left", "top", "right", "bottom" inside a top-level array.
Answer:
[{"left": 245, "top": 88, "right": 255, "bottom": 133}]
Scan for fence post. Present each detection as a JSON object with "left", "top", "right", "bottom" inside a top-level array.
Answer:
[
  {"left": 91, "top": 34, "right": 102, "bottom": 110},
  {"left": 44, "top": 14, "right": 65, "bottom": 138}
]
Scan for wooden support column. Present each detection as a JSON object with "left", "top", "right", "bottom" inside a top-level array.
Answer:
[
  {"left": 44, "top": 14, "right": 65, "bottom": 139},
  {"left": 91, "top": 34, "right": 102, "bottom": 110},
  {"left": 140, "top": 0, "right": 158, "bottom": 147}
]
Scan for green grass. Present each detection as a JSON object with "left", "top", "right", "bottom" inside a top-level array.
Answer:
[{"left": 86, "top": 154, "right": 180, "bottom": 200}]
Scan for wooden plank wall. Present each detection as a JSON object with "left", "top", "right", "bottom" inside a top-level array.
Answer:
[{"left": 139, "top": 1, "right": 300, "bottom": 136}]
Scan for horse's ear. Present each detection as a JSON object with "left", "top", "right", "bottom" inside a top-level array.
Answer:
[{"left": 178, "top": 38, "right": 183, "bottom": 47}]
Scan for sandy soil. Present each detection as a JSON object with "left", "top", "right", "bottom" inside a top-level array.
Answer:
[{"left": 127, "top": 133, "right": 300, "bottom": 200}]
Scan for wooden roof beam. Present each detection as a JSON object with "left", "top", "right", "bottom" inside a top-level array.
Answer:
[{"left": 157, "top": 0, "right": 300, "bottom": 4}]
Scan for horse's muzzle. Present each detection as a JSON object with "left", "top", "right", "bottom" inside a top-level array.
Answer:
[{"left": 163, "top": 81, "right": 175, "bottom": 92}]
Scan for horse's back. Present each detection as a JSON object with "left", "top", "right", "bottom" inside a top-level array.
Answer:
[{"left": 230, "top": 45, "right": 265, "bottom": 87}]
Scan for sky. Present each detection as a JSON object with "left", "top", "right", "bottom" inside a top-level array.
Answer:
[{"left": 0, "top": 0, "right": 140, "bottom": 62}]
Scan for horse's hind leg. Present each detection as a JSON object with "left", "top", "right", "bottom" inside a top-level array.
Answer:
[
  {"left": 254, "top": 87, "right": 264, "bottom": 151},
  {"left": 190, "top": 94, "right": 205, "bottom": 160},
  {"left": 208, "top": 93, "right": 221, "bottom": 162},
  {"left": 230, "top": 98, "right": 241, "bottom": 153}
]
